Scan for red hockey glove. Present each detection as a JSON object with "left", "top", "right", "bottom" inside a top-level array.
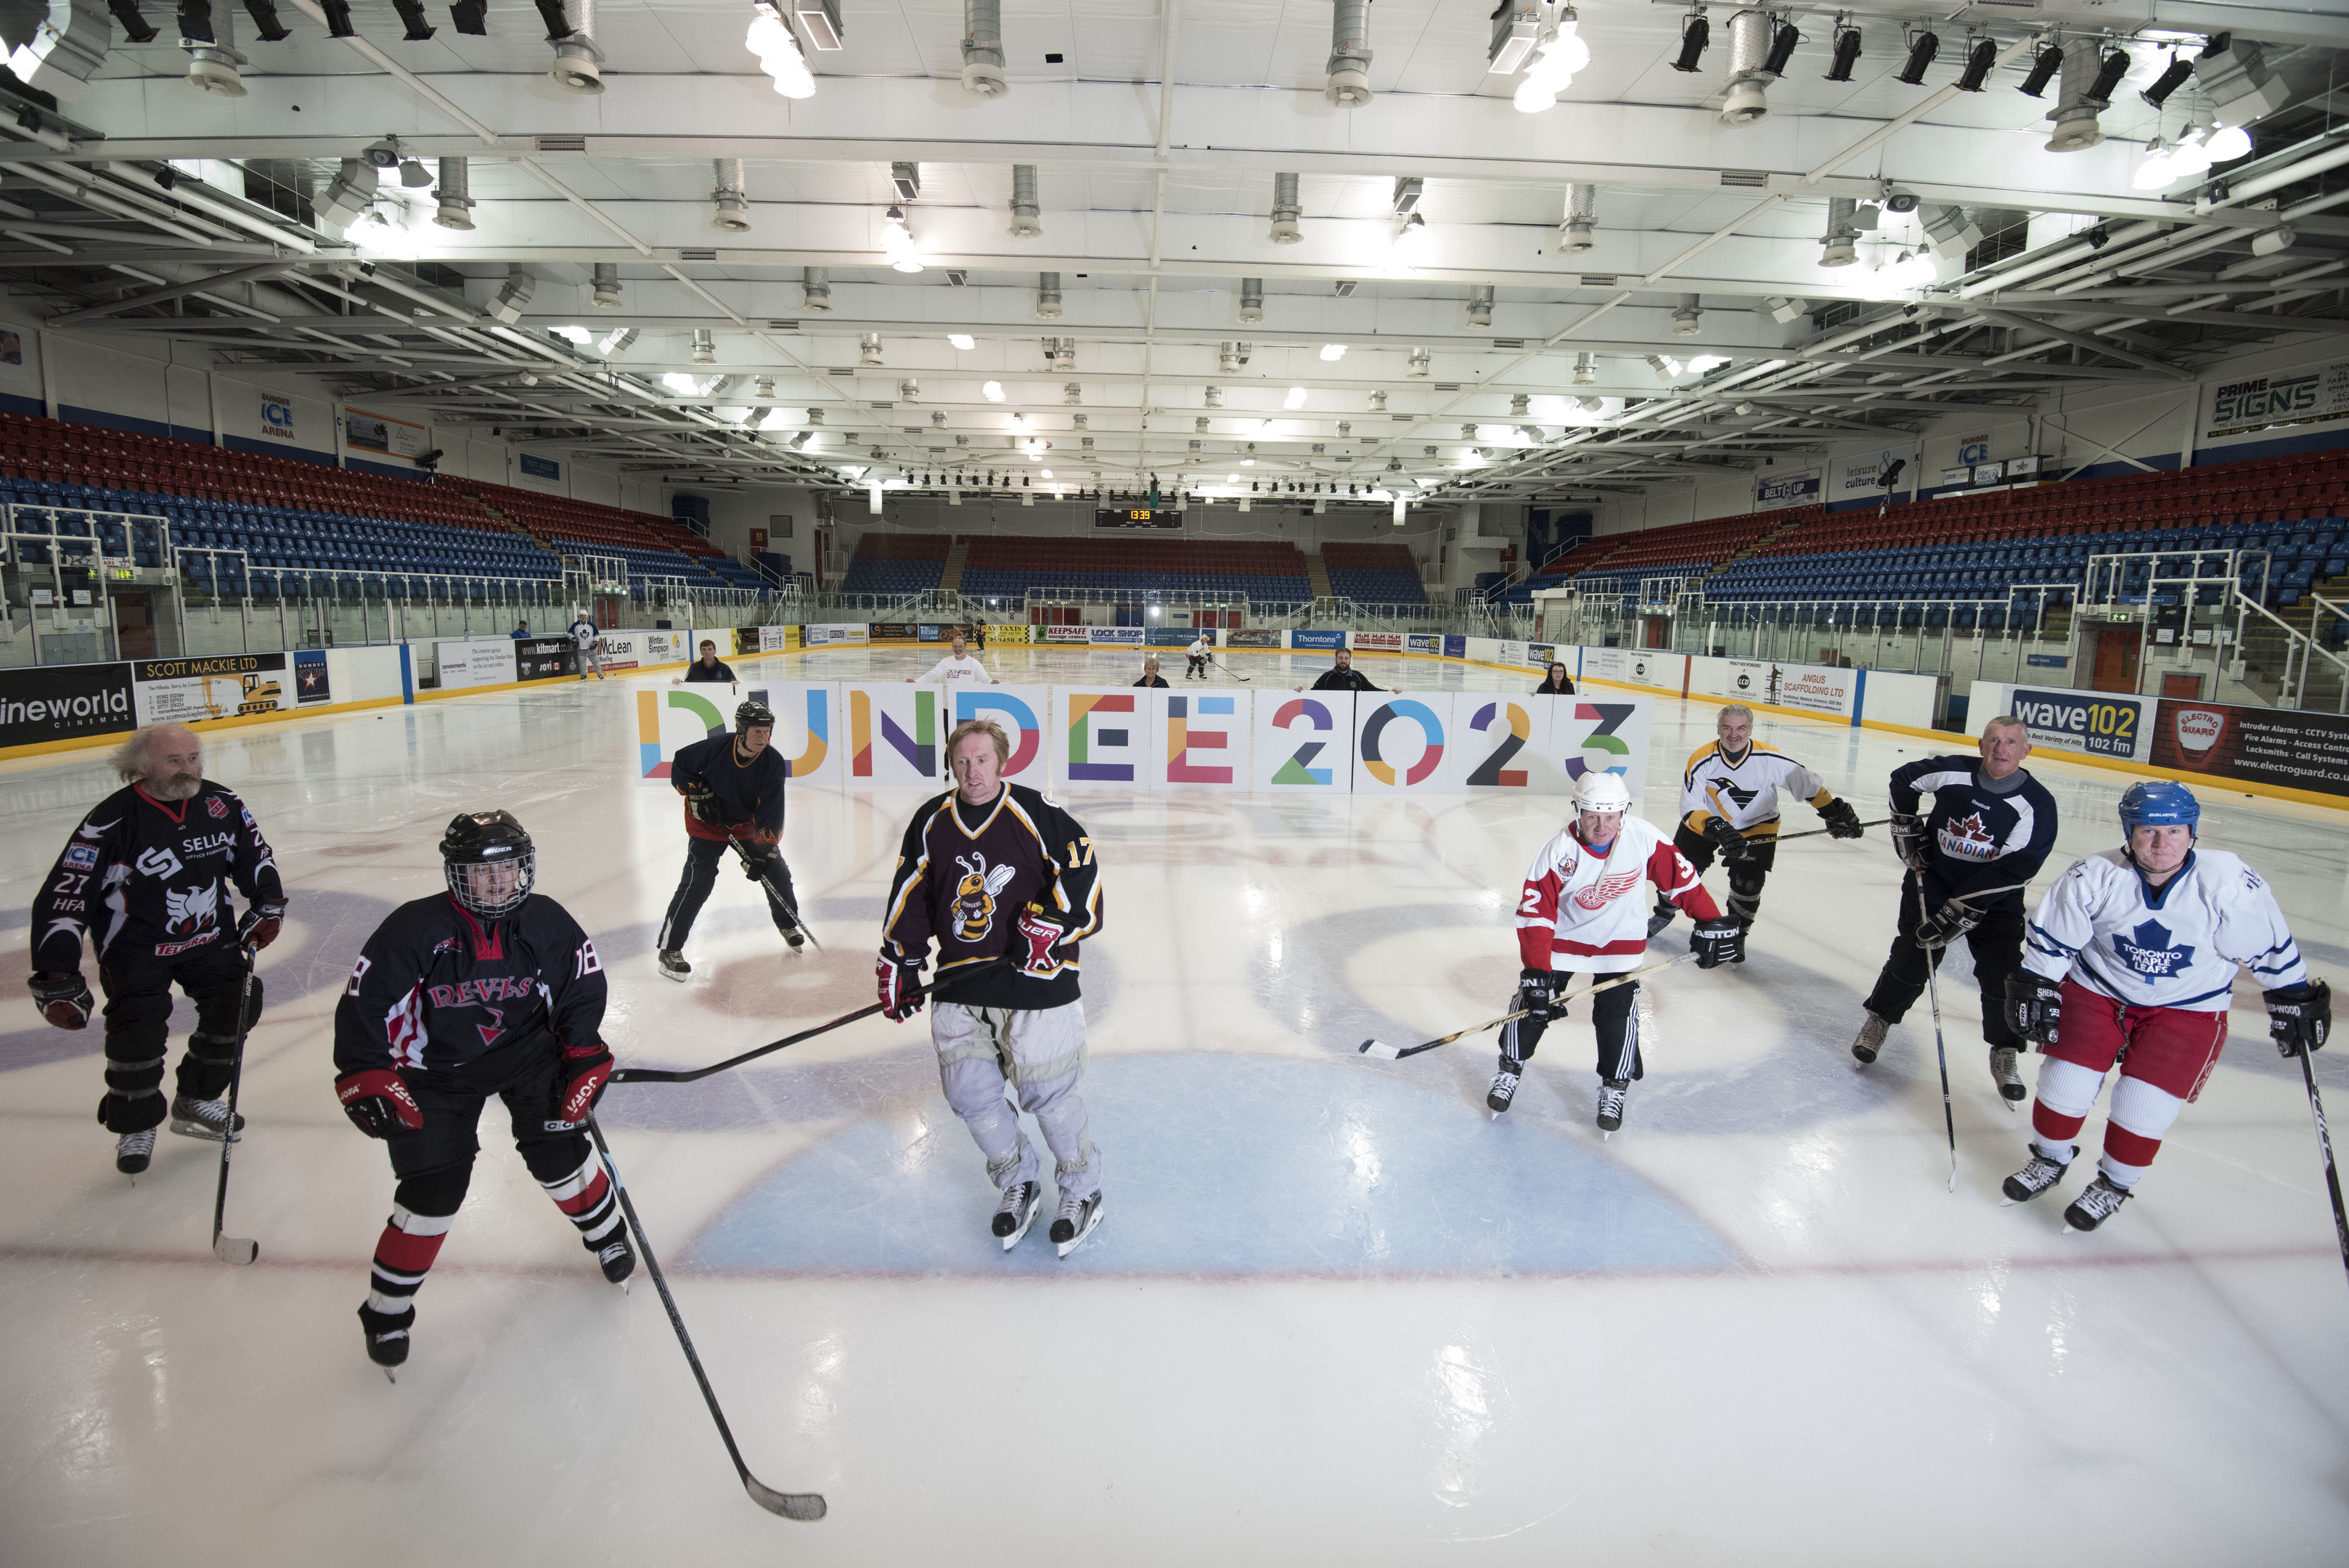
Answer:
[
  {"left": 336, "top": 1068, "right": 422, "bottom": 1139},
  {"left": 30, "top": 971, "right": 92, "bottom": 1030},
  {"left": 1016, "top": 905, "right": 1069, "bottom": 974},
  {"left": 237, "top": 901, "right": 285, "bottom": 951},
  {"left": 559, "top": 1042, "right": 615, "bottom": 1124},
  {"left": 877, "top": 954, "right": 925, "bottom": 1021}
]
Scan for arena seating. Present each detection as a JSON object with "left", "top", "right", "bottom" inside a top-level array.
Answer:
[
  {"left": 440, "top": 478, "right": 751, "bottom": 590},
  {"left": 841, "top": 532, "right": 950, "bottom": 595},
  {"left": 1322, "top": 542, "right": 1428, "bottom": 604},
  {"left": 957, "top": 535, "right": 1312, "bottom": 602},
  {"left": 1490, "top": 510, "right": 1792, "bottom": 604}
]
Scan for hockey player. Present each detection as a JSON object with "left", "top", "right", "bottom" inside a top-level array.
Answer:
[
  {"left": 1649, "top": 704, "right": 1864, "bottom": 938},
  {"left": 1492, "top": 771, "right": 1746, "bottom": 1133},
  {"left": 28, "top": 724, "right": 285, "bottom": 1175},
  {"left": 1185, "top": 634, "right": 1212, "bottom": 680},
  {"left": 333, "top": 811, "right": 629, "bottom": 1372},
  {"left": 1999, "top": 781, "right": 2328, "bottom": 1232},
  {"left": 878, "top": 718, "right": 1107, "bottom": 1257},
  {"left": 657, "top": 698, "right": 804, "bottom": 981},
  {"left": 1850, "top": 716, "right": 2059, "bottom": 1103},
  {"left": 906, "top": 628, "right": 999, "bottom": 687},
  {"left": 567, "top": 612, "right": 605, "bottom": 681},
  {"left": 1294, "top": 647, "right": 1400, "bottom": 694}
]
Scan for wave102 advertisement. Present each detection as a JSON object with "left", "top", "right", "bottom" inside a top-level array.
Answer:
[{"left": 2008, "top": 686, "right": 2148, "bottom": 761}]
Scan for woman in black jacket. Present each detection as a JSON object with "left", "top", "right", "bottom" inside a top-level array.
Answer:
[{"left": 1532, "top": 662, "right": 1575, "bottom": 695}]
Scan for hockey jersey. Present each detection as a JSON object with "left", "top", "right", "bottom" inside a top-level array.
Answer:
[
  {"left": 671, "top": 731, "right": 786, "bottom": 846},
  {"left": 881, "top": 782, "right": 1103, "bottom": 1010},
  {"left": 333, "top": 893, "right": 607, "bottom": 1078},
  {"left": 32, "top": 781, "right": 284, "bottom": 972},
  {"left": 1890, "top": 754, "right": 2059, "bottom": 909},
  {"left": 1678, "top": 740, "right": 1836, "bottom": 840},
  {"left": 1516, "top": 814, "right": 1721, "bottom": 973},
  {"left": 915, "top": 653, "right": 994, "bottom": 686},
  {"left": 2023, "top": 848, "right": 2308, "bottom": 1010}
]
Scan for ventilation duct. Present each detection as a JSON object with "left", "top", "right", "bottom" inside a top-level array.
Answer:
[
  {"left": 1218, "top": 341, "right": 1250, "bottom": 374},
  {"left": 690, "top": 327, "right": 716, "bottom": 364},
  {"left": 7, "top": 0, "right": 113, "bottom": 102},
  {"left": 1670, "top": 293, "right": 1702, "bottom": 336},
  {"left": 1572, "top": 351, "right": 1597, "bottom": 385},
  {"left": 314, "top": 158, "right": 378, "bottom": 234},
  {"left": 1921, "top": 205, "right": 1980, "bottom": 259},
  {"left": 1036, "top": 271, "right": 1063, "bottom": 319},
  {"left": 2195, "top": 36, "right": 2290, "bottom": 131},
  {"left": 1408, "top": 346, "right": 1430, "bottom": 377},
  {"left": 1325, "top": 0, "right": 1372, "bottom": 107},
  {"left": 488, "top": 265, "right": 536, "bottom": 324},
  {"left": 1718, "top": 9, "right": 1783, "bottom": 127},
  {"left": 1467, "top": 285, "right": 1493, "bottom": 327},
  {"left": 1819, "top": 197, "right": 1860, "bottom": 266},
  {"left": 2045, "top": 37, "right": 2123, "bottom": 153},
  {"left": 859, "top": 332, "right": 884, "bottom": 365},
  {"left": 1008, "top": 163, "right": 1041, "bottom": 237},
  {"left": 432, "top": 157, "right": 475, "bottom": 230},
  {"left": 961, "top": 0, "right": 1006, "bottom": 97},
  {"left": 801, "top": 266, "right": 831, "bottom": 312},
  {"left": 1559, "top": 183, "right": 1597, "bottom": 252},
  {"left": 543, "top": 0, "right": 604, "bottom": 94},
  {"left": 590, "top": 261, "right": 621, "bottom": 309},
  {"left": 710, "top": 158, "right": 750, "bottom": 231},
  {"left": 1238, "top": 278, "right": 1264, "bottom": 323},
  {"left": 1269, "top": 173, "right": 1302, "bottom": 244},
  {"left": 180, "top": 1, "right": 248, "bottom": 96}
]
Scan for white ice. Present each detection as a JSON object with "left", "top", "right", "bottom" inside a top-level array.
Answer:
[{"left": 4, "top": 642, "right": 2347, "bottom": 1566}]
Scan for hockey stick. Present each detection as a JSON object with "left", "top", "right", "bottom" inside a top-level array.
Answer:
[
  {"left": 2295, "top": 1044, "right": 2349, "bottom": 1289},
  {"left": 584, "top": 1115, "right": 826, "bottom": 1522},
  {"left": 1916, "top": 881, "right": 1960, "bottom": 1193},
  {"left": 1201, "top": 656, "right": 1249, "bottom": 682},
  {"left": 725, "top": 838, "right": 822, "bottom": 952},
  {"left": 611, "top": 960, "right": 1012, "bottom": 1085},
  {"left": 209, "top": 942, "right": 260, "bottom": 1266},
  {"left": 1359, "top": 952, "right": 1702, "bottom": 1061},
  {"left": 1765, "top": 817, "right": 1890, "bottom": 846}
]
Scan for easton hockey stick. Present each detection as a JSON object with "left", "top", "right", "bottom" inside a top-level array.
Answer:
[
  {"left": 1764, "top": 817, "right": 1890, "bottom": 846},
  {"left": 2295, "top": 1043, "right": 2349, "bottom": 1289},
  {"left": 611, "top": 960, "right": 1012, "bottom": 1085},
  {"left": 1359, "top": 952, "right": 1702, "bottom": 1061},
  {"left": 726, "top": 838, "right": 822, "bottom": 951},
  {"left": 209, "top": 942, "right": 261, "bottom": 1266},
  {"left": 1916, "top": 882, "right": 1961, "bottom": 1193},
  {"left": 584, "top": 1115, "right": 826, "bottom": 1521}
]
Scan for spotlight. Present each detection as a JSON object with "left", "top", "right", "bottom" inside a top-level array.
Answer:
[
  {"left": 2206, "top": 122, "right": 2252, "bottom": 161},
  {"left": 1954, "top": 36, "right": 1996, "bottom": 92},
  {"left": 1894, "top": 29, "right": 1937, "bottom": 86},
  {"left": 1284, "top": 386, "right": 1307, "bottom": 409},
  {"left": 398, "top": 158, "right": 433, "bottom": 188},
  {"left": 745, "top": 1, "right": 816, "bottom": 98},
  {"left": 1876, "top": 457, "right": 1906, "bottom": 490},
  {"left": 2141, "top": 51, "right": 2192, "bottom": 108},
  {"left": 1670, "top": 9, "right": 1709, "bottom": 73},
  {"left": 2088, "top": 47, "right": 2130, "bottom": 102},
  {"left": 1824, "top": 21, "right": 1860, "bottom": 83},
  {"left": 2017, "top": 43, "right": 2062, "bottom": 97}
]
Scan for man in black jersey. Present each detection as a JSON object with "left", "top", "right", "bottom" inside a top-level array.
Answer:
[
  {"left": 671, "top": 639, "right": 738, "bottom": 687},
  {"left": 332, "top": 810, "right": 629, "bottom": 1372},
  {"left": 657, "top": 698, "right": 805, "bottom": 981},
  {"left": 1294, "top": 646, "right": 1400, "bottom": 693},
  {"left": 879, "top": 718, "right": 1108, "bottom": 1257},
  {"left": 28, "top": 723, "right": 285, "bottom": 1175}
]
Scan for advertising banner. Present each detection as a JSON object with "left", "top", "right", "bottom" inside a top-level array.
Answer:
[
  {"left": 1053, "top": 689, "right": 1148, "bottom": 788},
  {"left": 2203, "top": 357, "right": 2349, "bottom": 444},
  {"left": 1150, "top": 691, "right": 1251, "bottom": 791},
  {"left": 515, "top": 637, "right": 573, "bottom": 682},
  {"left": 1496, "top": 640, "right": 1527, "bottom": 668},
  {"left": 1355, "top": 632, "right": 1404, "bottom": 652},
  {"left": 1144, "top": 627, "right": 1196, "bottom": 646},
  {"left": 847, "top": 685, "right": 948, "bottom": 786},
  {"left": 1, "top": 660, "right": 134, "bottom": 749},
  {"left": 1352, "top": 692, "right": 1455, "bottom": 796},
  {"left": 1836, "top": 446, "right": 1908, "bottom": 497},
  {"left": 632, "top": 684, "right": 729, "bottom": 783},
  {"left": 1439, "top": 693, "right": 1553, "bottom": 793},
  {"left": 1540, "top": 697, "right": 1652, "bottom": 803},
  {"left": 732, "top": 626, "right": 761, "bottom": 657},
  {"left": 984, "top": 623, "right": 1032, "bottom": 645},
  {"left": 292, "top": 648, "right": 332, "bottom": 704},
  {"left": 872, "top": 623, "right": 918, "bottom": 640},
  {"left": 803, "top": 624, "right": 869, "bottom": 646},
  {"left": 1226, "top": 628, "right": 1283, "bottom": 648},
  {"left": 434, "top": 640, "right": 518, "bottom": 690},
  {"left": 2009, "top": 685, "right": 2149, "bottom": 762},
  {"left": 599, "top": 631, "right": 692, "bottom": 671},
  {"left": 258, "top": 389, "right": 295, "bottom": 444},
  {"left": 134, "top": 653, "right": 290, "bottom": 724},
  {"left": 1408, "top": 633, "right": 1442, "bottom": 655},
  {"left": 1581, "top": 647, "right": 1683, "bottom": 693},
  {"left": 948, "top": 685, "right": 1049, "bottom": 785},
  {"left": 344, "top": 407, "right": 427, "bottom": 461},
  {"left": 735, "top": 682, "right": 841, "bottom": 787},
  {"left": 2148, "top": 698, "right": 2349, "bottom": 797},
  {"left": 1253, "top": 691, "right": 1355, "bottom": 793},
  {"left": 1045, "top": 625, "right": 1091, "bottom": 644},
  {"left": 1756, "top": 466, "right": 1823, "bottom": 510},
  {"left": 1770, "top": 663, "right": 1856, "bottom": 719},
  {"left": 1291, "top": 629, "right": 1347, "bottom": 651},
  {"left": 1086, "top": 626, "right": 1144, "bottom": 646},
  {"left": 1442, "top": 635, "right": 1468, "bottom": 659}
]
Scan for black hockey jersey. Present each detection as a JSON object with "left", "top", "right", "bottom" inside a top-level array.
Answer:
[
  {"left": 333, "top": 893, "right": 607, "bottom": 1078},
  {"left": 32, "top": 781, "right": 285, "bottom": 972},
  {"left": 1890, "top": 754, "right": 2059, "bottom": 910},
  {"left": 671, "top": 731, "right": 786, "bottom": 846},
  {"left": 881, "top": 783, "right": 1103, "bottom": 1010}
]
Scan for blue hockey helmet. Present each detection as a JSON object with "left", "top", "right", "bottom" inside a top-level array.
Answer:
[{"left": 2118, "top": 780, "right": 2199, "bottom": 838}]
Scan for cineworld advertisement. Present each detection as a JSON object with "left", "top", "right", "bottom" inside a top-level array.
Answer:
[{"left": 1, "top": 661, "right": 135, "bottom": 749}]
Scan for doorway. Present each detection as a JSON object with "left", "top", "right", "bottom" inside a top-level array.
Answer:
[
  {"left": 2090, "top": 625, "right": 2142, "bottom": 693},
  {"left": 113, "top": 592, "right": 156, "bottom": 660}
]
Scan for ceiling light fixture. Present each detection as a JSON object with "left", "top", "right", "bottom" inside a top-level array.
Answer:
[
  {"left": 2017, "top": 41, "right": 2062, "bottom": 97},
  {"left": 1953, "top": 35, "right": 1997, "bottom": 92},
  {"left": 1512, "top": 6, "right": 1590, "bottom": 115},
  {"left": 745, "top": 0, "right": 815, "bottom": 97},
  {"left": 1319, "top": 343, "right": 1347, "bottom": 362},
  {"left": 981, "top": 380, "right": 1006, "bottom": 401},
  {"left": 949, "top": 332, "right": 975, "bottom": 350},
  {"left": 1824, "top": 17, "right": 1861, "bottom": 82},
  {"left": 881, "top": 203, "right": 923, "bottom": 271},
  {"left": 1670, "top": 6, "right": 1709, "bottom": 73},
  {"left": 1284, "top": 386, "right": 1308, "bottom": 409},
  {"left": 1893, "top": 27, "right": 1938, "bottom": 87}
]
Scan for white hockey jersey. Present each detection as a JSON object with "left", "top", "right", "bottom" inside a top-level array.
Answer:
[
  {"left": 1678, "top": 740, "right": 1834, "bottom": 838},
  {"left": 915, "top": 653, "right": 994, "bottom": 687},
  {"left": 2022, "top": 847, "right": 2309, "bottom": 1010},
  {"left": 1516, "top": 814, "right": 1720, "bottom": 974}
]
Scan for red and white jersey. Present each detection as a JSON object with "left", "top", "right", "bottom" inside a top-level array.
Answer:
[{"left": 1516, "top": 814, "right": 1720, "bottom": 973}]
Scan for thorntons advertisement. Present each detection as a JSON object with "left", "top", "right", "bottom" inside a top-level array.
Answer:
[
  {"left": 2203, "top": 357, "right": 2349, "bottom": 444},
  {"left": 1, "top": 661, "right": 134, "bottom": 749},
  {"left": 2149, "top": 698, "right": 2349, "bottom": 798},
  {"left": 134, "top": 653, "right": 290, "bottom": 725}
]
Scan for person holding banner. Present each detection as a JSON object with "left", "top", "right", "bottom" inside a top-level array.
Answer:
[
  {"left": 672, "top": 640, "right": 739, "bottom": 687},
  {"left": 567, "top": 612, "right": 605, "bottom": 682},
  {"left": 907, "top": 627, "right": 999, "bottom": 689},
  {"left": 1133, "top": 657, "right": 1170, "bottom": 688},
  {"left": 656, "top": 699, "right": 806, "bottom": 981},
  {"left": 1533, "top": 663, "right": 1576, "bottom": 695},
  {"left": 1296, "top": 648, "right": 1399, "bottom": 694}
]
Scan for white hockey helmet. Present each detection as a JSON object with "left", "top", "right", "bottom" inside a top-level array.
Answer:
[{"left": 1572, "top": 769, "right": 1633, "bottom": 814}]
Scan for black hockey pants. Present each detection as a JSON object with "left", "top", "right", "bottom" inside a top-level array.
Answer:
[
  {"left": 1665, "top": 822, "right": 1778, "bottom": 927},
  {"left": 96, "top": 939, "right": 261, "bottom": 1132},
  {"left": 657, "top": 836, "right": 800, "bottom": 952},
  {"left": 1860, "top": 874, "right": 2025, "bottom": 1050},
  {"left": 1499, "top": 973, "right": 1642, "bottom": 1082}
]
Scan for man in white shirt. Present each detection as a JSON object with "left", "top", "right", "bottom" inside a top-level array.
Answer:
[
  {"left": 907, "top": 628, "right": 1000, "bottom": 688},
  {"left": 1185, "top": 634, "right": 1212, "bottom": 680}
]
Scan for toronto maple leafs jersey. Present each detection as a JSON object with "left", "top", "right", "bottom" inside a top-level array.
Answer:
[
  {"left": 31, "top": 781, "right": 285, "bottom": 972},
  {"left": 1889, "top": 754, "right": 2059, "bottom": 909},
  {"left": 881, "top": 783, "right": 1103, "bottom": 1010},
  {"left": 2022, "top": 848, "right": 2308, "bottom": 1010},
  {"left": 1516, "top": 814, "right": 1722, "bottom": 973},
  {"left": 1678, "top": 740, "right": 1837, "bottom": 839},
  {"left": 332, "top": 893, "right": 607, "bottom": 1078}
]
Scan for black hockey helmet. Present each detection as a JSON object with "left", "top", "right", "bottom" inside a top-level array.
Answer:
[
  {"left": 440, "top": 809, "right": 536, "bottom": 919},
  {"left": 735, "top": 698, "right": 777, "bottom": 732}
]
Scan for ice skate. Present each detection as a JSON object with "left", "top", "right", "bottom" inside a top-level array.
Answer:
[
  {"left": 1486, "top": 1063, "right": 1521, "bottom": 1116},
  {"left": 359, "top": 1304, "right": 412, "bottom": 1380},
  {"left": 1050, "top": 1191, "right": 1106, "bottom": 1259},
  {"left": 2001, "top": 1150, "right": 2071, "bottom": 1204},
  {"left": 595, "top": 1234, "right": 637, "bottom": 1286},
  {"left": 2062, "top": 1174, "right": 2133, "bottom": 1233},
  {"left": 782, "top": 925, "right": 806, "bottom": 953},
  {"left": 1989, "top": 1046, "right": 2027, "bottom": 1106},
  {"left": 992, "top": 1180, "right": 1042, "bottom": 1250},
  {"left": 1850, "top": 1010, "right": 1889, "bottom": 1064},
  {"left": 656, "top": 950, "right": 691, "bottom": 982},
  {"left": 168, "top": 1094, "right": 244, "bottom": 1143},
  {"left": 1595, "top": 1079, "right": 1630, "bottom": 1137},
  {"left": 115, "top": 1127, "right": 156, "bottom": 1175}
]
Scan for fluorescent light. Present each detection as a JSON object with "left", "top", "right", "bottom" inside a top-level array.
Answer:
[
  {"left": 1040, "top": 469, "right": 1053, "bottom": 478},
  {"left": 948, "top": 332, "right": 975, "bottom": 350},
  {"left": 549, "top": 324, "right": 592, "bottom": 345},
  {"left": 982, "top": 380, "right": 1005, "bottom": 401},
  {"left": 2206, "top": 123, "right": 2252, "bottom": 161},
  {"left": 1284, "top": 386, "right": 1307, "bottom": 409},
  {"left": 747, "top": 4, "right": 815, "bottom": 98},
  {"left": 1318, "top": 343, "right": 1347, "bottom": 361},
  {"left": 1513, "top": 17, "right": 1590, "bottom": 114},
  {"left": 661, "top": 372, "right": 700, "bottom": 394}
]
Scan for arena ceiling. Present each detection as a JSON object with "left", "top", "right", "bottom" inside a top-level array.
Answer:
[{"left": 3, "top": 0, "right": 2348, "bottom": 505}]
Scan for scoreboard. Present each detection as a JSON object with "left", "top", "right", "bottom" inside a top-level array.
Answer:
[{"left": 1093, "top": 507, "right": 1183, "bottom": 529}]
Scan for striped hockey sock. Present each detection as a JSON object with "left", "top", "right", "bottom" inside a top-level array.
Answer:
[
  {"left": 540, "top": 1153, "right": 623, "bottom": 1249},
  {"left": 367, "top": 1202, "right": 455, "bottom": 1315}
]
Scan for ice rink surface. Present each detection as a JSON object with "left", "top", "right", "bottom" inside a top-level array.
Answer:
[{"left": 4, "top": 641, "right": 2347, "bottom": 1567}]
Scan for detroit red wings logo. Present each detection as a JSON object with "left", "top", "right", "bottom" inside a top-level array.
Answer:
[{"left": 1572, "top": 865, "right": 1644, "bottom": 910}]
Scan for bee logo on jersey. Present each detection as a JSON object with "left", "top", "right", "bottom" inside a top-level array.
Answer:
[
  {"left": 1938, "top": 812, "right": 1998, "bottom": 859},
  {"left": 953, "top": 853, "right": 1018, "bottom": 942},
  {"left": 1572, "top": 865, "right": 1645, "bottom": 911},
  {"left": 2113, "top": 919, "right": 2196, "bottom": 981}
]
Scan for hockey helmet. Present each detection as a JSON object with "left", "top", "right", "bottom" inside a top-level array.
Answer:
[
  {"left": 1572, "top": 769, "right": 1633, "bottom": 815},
  {"left": 440, "top": 809, "right": 536, "bottom": 919},
  {"left": 2118, "top": 780, "right": 2199, "bottom": 839},
  {"left": 734, "top": 698, "right": 777, "bottom": 733}
]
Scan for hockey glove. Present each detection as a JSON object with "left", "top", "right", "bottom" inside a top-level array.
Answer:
[
  {"left": 739, "top": 844, "right": 780, "bottom": 883},
  {"left": 1890, "top": 810, "right": 1931, "bottom": 873},
  {"left": 1819, "top": 798, "right": 1864, "bottom": 840},
  {"left": 1691, "top": 915, "right": 1745, "bottom": 969},
  {"left": 236, "top": 900, "right": 285, "bottom": 951},
  {"left": 2003, "top": 972, "right": 2064, "bottom": 1047},
  {"left": 558, "top": 1040, "right": 615, "bottom": 1124},
  {"left": 876, "top": 954, "right": 925, "bottom": 1021},
  {"left": 2265, "top": 980, "right": 2332, "bottom": 1059},
  {"left": 1516, "top": 966, "right": 1560, "bottom": 1023},
  {"left": 335, "top": 1068, "right": 423, "bottom": 1139},
  {"left": 1016, "top": 905, "right": 1069, "bottom": 975},
  {"left": 29, "top": 970, "right": 92, "bottom": 1030},
  {"left": 1913, "top": 901, "right": 1981, "bottom": 950},
  {"left": 1700, "top": 813, "right": 1750, "bottom": 865}
]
